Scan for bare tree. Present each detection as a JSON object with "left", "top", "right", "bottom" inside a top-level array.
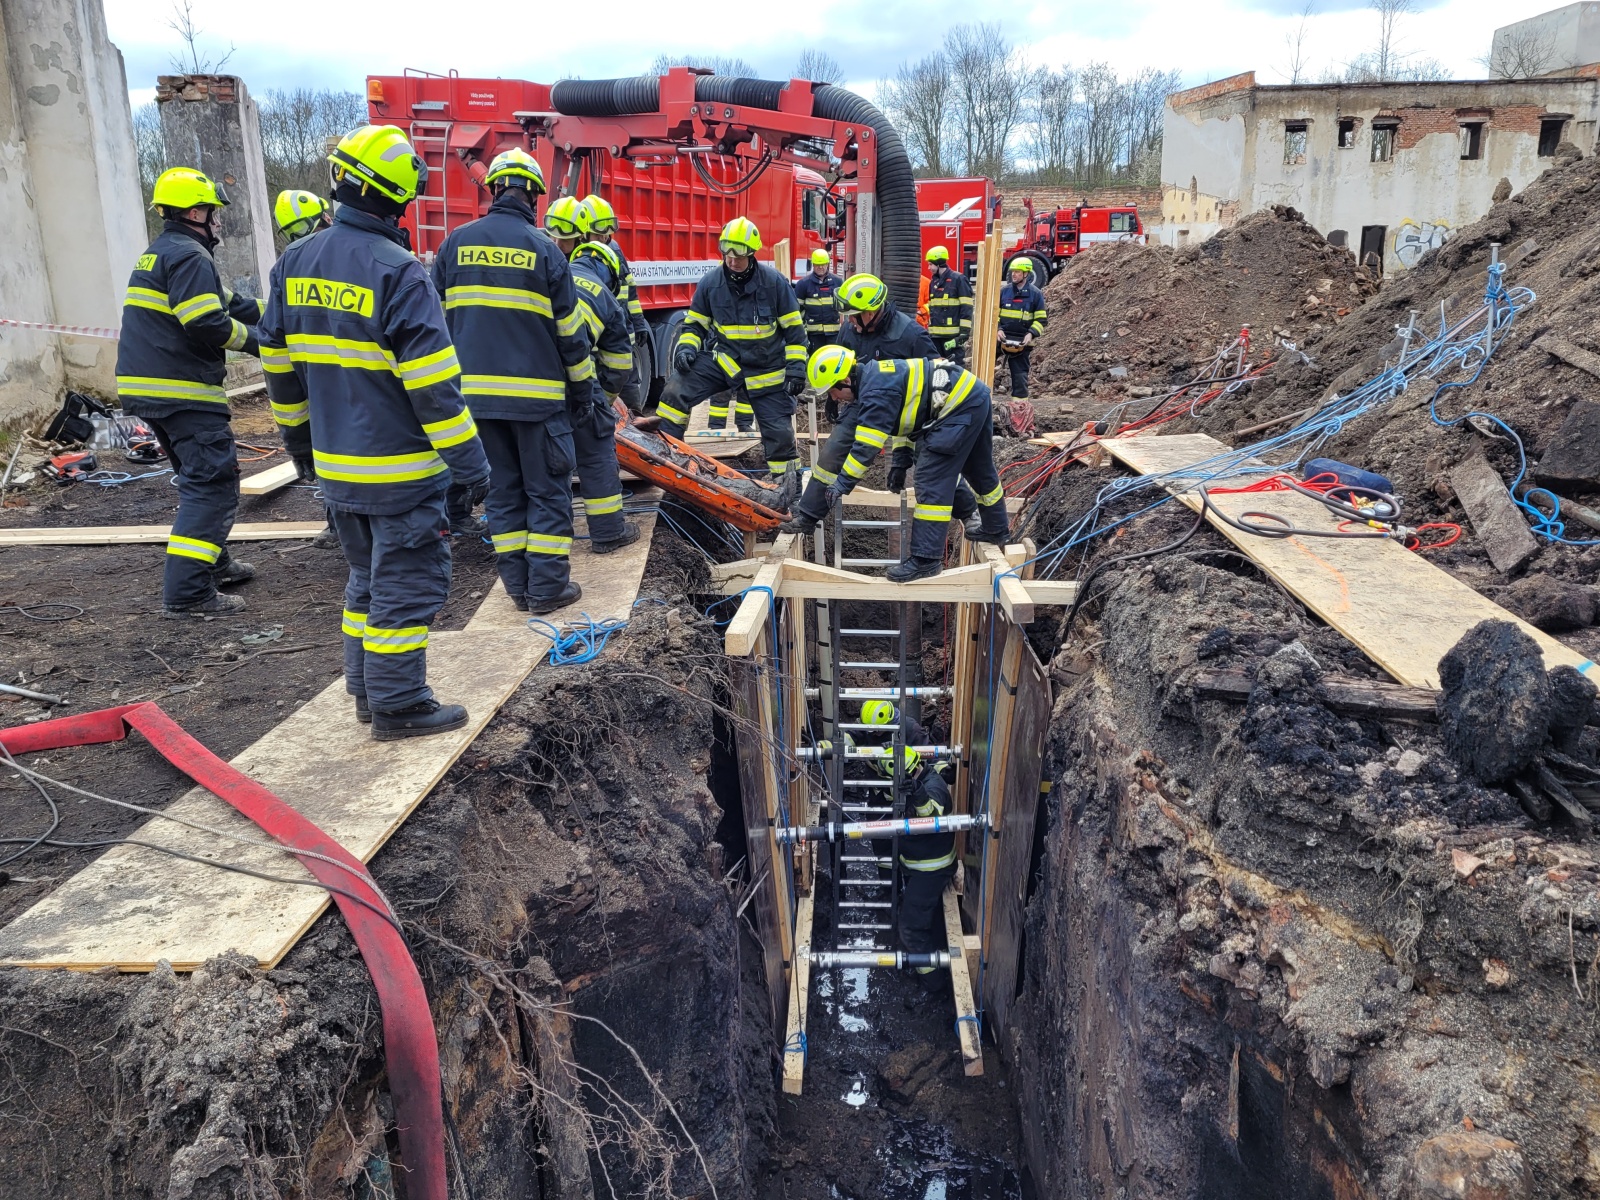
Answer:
[
  {"left": 1371, "top": 0, "right": 1412, "bottom": 80},
  {"left": 792, "top": 49, "right": 843, "bottom": 84},
  {"left": 650, "top": 54, "right": 758, "bottom": 78},
  {"left": 132, "top": 102, "right": 166, "bottom": 238},
  {"left": 944, "top": 23, "right": 1032, "bottom": 179},
  {"left": 878, "top": 52, "right": 953, "bottom": 177},
  {"left": 167, "top": 0, "right": 234, "bottom": 74},
  {"left": 256, "top": 88, "right": 366, "bottom": 247},
  {"left": 1479, "top": 25, "right": 1560, "bottom": 78},
  {"left": 1027, "top": 67, "right": 1078, "bottom": 180},
  {"left": 1280, "top": 1, "right": 1316, "bottom": 84}
]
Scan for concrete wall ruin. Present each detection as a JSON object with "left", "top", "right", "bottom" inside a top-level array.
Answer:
[
  {"left": 1492, "top": 2, "right": 1600, "bottom": 77},
  {"left": 156, "top": 74, "right": 274, "bottom": 301},
  {"left": 0, "top": 0, "right": 144, "bottom": 420},
  {"left": 1158, "top": 72, "right": 1600, "bottom": 272}
]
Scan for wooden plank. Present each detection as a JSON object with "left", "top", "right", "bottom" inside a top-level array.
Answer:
[
  {"left": 974, "top": 626, "right": 1023, "bottom": 986},
  {"left": 239, "top": 460, "right": 299, "bottom": 496},
  {"left": 723, "top": 533, "right": 797, "bottom": 656},
  {"left": 772, "top": 238, "right": 791, "bottom": 280},
  {"left": 1101, "top": 433, "right": 1595, "bottom": 689},
  {"left": 943, "top": 884, "right": 984, "bottom": 1077},
  {"left": 1536, "top": 333, "right": 1600, "bottom": 381},
  {"left": 979, "top": 542, "right": 1034, "bottom": 624},
  {"left": 781, "top": 860, "right": 815, "bottom": 1096},
  {"left": 948, "top": 539, "right": 980, "bottom": 824},
  {"left": 1451, "top": 454, "right": 1539, "bottom": 574},
  {"left": 0, "top": 516, "right": 657, "bottom": 971},
  {"left": 0, "top": 521, "right": 325, "bottom": 546}
]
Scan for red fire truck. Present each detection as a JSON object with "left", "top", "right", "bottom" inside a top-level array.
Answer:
[
  {"left": 1007, "top": 199, "right": 1146, "bottom": 280},
  {"left": 915, "top": 177, "right": 999, "bottom": 276},
  {"left": 363, "top": 69, "right": 891, "bottom": 397}
]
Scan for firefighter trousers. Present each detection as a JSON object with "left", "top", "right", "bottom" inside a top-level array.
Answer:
[
  {"left": 1005, "top": 346, "right": 1033, "bottom": 399},
  {"left": 658, "top": 353, "right": 755, "bottom": 432},
  {"left": 571, "top": 401, "right": 627, "bottom": 545},
  {"left": 479, "top": 415, "right": 576, "bottom": 603},
  {"left": 899, "top": 860, "right": 956, "bottom": 966},
  {"left": 150, "top": 409, "right": 240, "bottom": 608},
  {"left": 794, "top": 412, "right": 976, "bottom": 523},
  {"left": 661, "top": 353, "right": 798, "bottom": 476},
  {"left": 618, "top": 333, "right": 648, "bottom": 415},
  {"left": 908, "top": 396, "right": 1008, "bottom": 561},
  {"left": 333, "top": 491, "right": 452, "bottom": 713}
]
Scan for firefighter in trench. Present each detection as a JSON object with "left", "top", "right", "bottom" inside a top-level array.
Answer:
[
  {"left": 661, "top": 217, "right": 807, "bottom": 496},
  {"left": 886, "top": 746, "right": 956, "bottom": 993},
  {"left": 429, "top": 149, "right": 596, "bottom": 614},
  {"left": 997, "top": 257, "right": 1048, "bottom": 399},
  {"left": 582, "top": 194, "right": 652, "bottom": 414},
  {"left": 260, "top": 125, "right": 491, "bottom": 739},
  {"left": 925, "top": 245, "right": 974, "bottom": 366},
  {"left": 118, "top": 166, "right": 264, "bottom": 618},
  {"left": 793, "top": 249, "right": 843, "bottom": 352},
  {"left": 800, "top": 346, "right": 1009, "bottom": 581}
]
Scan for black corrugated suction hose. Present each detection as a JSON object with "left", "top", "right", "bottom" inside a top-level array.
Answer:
[{"left": 547, "top": 75, "right": 920, "bottom": 312}]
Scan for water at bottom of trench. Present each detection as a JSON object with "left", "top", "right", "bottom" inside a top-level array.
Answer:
[{"left": 830, "top": 1117, "right": 1021, "bottom": 1200}]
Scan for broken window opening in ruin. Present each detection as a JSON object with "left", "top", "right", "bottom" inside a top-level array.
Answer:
[
  {"left": 1460, "top": 122, "right": 1484, "bottom": 160},
  {"left": 1327, "top": 229, "right": 1348, "bottom": 248},
  {"left": 1359, "top": 225, "right": 1387, "bottom": 272},
  {"left": 1371, "top": 123, "right": 1397, "bottom": 163},
  {"left": 1539, "top": 117, "right": 1567, "bottom": 156},
  {"left": 1283, "top": 121, "right": 1308, "bottom": 165},
  {"left": 1337, "top": 117, "right": 1357, "bottom": 148}
]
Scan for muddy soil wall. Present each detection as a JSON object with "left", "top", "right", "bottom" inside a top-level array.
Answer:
[
  {"left": 1009, "top": 551, "right": 1600, "bottom": 1199},
  {"left": 0, "top": 601, "right": 775, "bottom": 1199}
]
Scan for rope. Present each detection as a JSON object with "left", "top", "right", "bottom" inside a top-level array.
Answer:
[{"left": 526, "top": 598, "right": 665, "bottom": 667}]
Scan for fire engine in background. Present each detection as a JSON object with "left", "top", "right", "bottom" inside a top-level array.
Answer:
[
  {"left": 915, "top": 177, "right": 999, "bottom": 276},
  {"left": 364, "top": 68, "right": 919, "bottom": 401},
  {"left": 1007, "top": 198, "right": 1146, "bottom": 280}
]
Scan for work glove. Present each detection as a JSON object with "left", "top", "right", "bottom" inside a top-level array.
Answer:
[
  {"left": 824, "top": 477, "right": 855, "bottom": 507},
  {"left": 673, "top": 344, "right": 697, "bottom": 375},
  {"left": 886, "top": 464, "right": 908, "bottom": 494},
  {"left": 1023, "top": 332, "right": 1035, "bottom": 347},
  {"left": 784, "top": 363, "right": 806, "bottom": 397},
  {"left": 462, "top": 474, "right": 491, "bottom": 508},
  {"left": 291, "top": 452, "right": 316, "bottom": 484},
  {"left": 824, "top": 396, "right": 840, "bottom": 424}
]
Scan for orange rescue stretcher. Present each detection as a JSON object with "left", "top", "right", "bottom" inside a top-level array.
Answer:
[{"left": 611, "top": 405, "right": 789, "bottom": 533}]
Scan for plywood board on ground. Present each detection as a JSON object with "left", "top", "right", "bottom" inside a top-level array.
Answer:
[
  {"left": 0, "top": 521, "right": 326, "bottom": 546},
  {"left": 239, "top": 460, "right": 299, "bottom": 496},
  {"left": 0, "top": 515, "right": 656, "bottom": 971},
  {"left": 1101, "top": 433, "right": 1594, "bottom": 689}
]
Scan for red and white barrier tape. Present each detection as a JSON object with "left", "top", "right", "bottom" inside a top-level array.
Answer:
[{"left": 0, "top": 317, "right": 120, "bottom": 340}]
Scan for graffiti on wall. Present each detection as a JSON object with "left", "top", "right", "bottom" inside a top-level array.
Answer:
[{"left": 1393, "top": 219, "right": 1451, "bottom": 270}]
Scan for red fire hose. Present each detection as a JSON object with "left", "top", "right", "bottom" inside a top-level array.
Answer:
[{"left": 0, "top": 703, "right": 446, "bottom": 1199}]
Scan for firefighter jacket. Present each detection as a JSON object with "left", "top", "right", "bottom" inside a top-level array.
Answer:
[
  {"left": 838, "top": 301, "right": 938, "bottom": 365},
  {"left": 259, "top": 206, "right": 489, "bottom": 517},
  {"left": 840, "top": 357, "right": 984, "bottom": 482},
  {"left": 570, "top": 251, "right": 635, "bottom": 398},
  {"left": 998, "top": 279, "right": 1047, "bottom": 342},
  {"left": 606, "top": 236, "right": 650, "bottom": 336},
  {"left": 675, "top": 262, "right": 807, "bottom": 393},
  {"left": 899, "top": 768, "right": 955, "bottom": 871},
  {"left": 793, "top": 270, "right": 843, "bottom": 337},
  {"left": 116, "top": 221, "right": 261, "bottom": 418},
  {"left": 926, "top": 265, "right": 974, "bottom": 345},
  {"left": 429, "top": 190, "right": 596, "bottom": 420}
]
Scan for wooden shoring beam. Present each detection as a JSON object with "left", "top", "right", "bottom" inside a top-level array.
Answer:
[
  {"left": 0, "top": 521, "right": 326, "bottom": 546},
  {"left": 239, "top": 460, "right": 298, "bottom": 496},
  {"left": 944, "top": 884, "right": 984, "bottom": 1076},
  {"left": 781, "top": 849, "right": 816, "bottom": 1096},
  {"left": 974, "top": 623, "right": 1024, "bottom": 988},
  {"left": 723, "top": 533, "right": 798, "bottom": 656}
]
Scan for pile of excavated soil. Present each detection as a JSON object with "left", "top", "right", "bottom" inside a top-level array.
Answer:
[{"left": 1028, "top": 206, "right": 1370, "bottom": 399}]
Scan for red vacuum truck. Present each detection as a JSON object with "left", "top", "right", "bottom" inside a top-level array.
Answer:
[
  {"left": 364, "top": 68, "right": 921, "bottom": 400},
  {"left": 1006, "top": 198, "right": 1146, "bottom": 280}
]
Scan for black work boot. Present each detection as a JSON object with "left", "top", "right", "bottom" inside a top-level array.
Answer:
[
  {"left": 311, "top": 525, "right": 340, "bottom": 550},
  {"left": 163, "top": 591, "right": 247, "bottom": 619},
  {"left": 212, "top": 559, "right": 256, "bottom": 586},
  {"left": 591, "top": 523, "right": 641, "bottom": 555},
  {"left": 371, "top": 698, "right": 469, "bottom": 742},
  {"left": 963, "top": 518, "right": 1010, "bottom": 546},
  {"left": 354, "top": 695, "right": 371, "bottom": 724},
  {"left": 887, "top": 557, "right": 943, "bottom": 584},
  {"left": 529, "top": 581, "right": 582, "bottom": 615},
  {"left": 509, "top": 594, "right": 530, "bottom": 612},
  {"left": 780, "top": 511, "right": 820, "bottom": 535},
  {"left": 449, "top": 512, "right": 489, "bottom": 538}
]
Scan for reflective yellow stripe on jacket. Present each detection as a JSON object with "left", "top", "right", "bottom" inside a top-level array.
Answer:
[
  {"left": 312, "top": 449, "right": 447, "bottom": 484},
  {"left": 442, "top": 285, "right": 554, "bottom": 317},
  {"left": 116, "top": 377, "right": 228, "bottom": 404}
]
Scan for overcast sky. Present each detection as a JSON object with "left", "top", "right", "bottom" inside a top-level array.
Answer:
[{"left": 110, "top": 0, "right": 1570, "bottom": 107}]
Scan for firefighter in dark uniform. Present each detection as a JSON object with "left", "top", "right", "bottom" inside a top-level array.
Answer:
[
  {"left": 885, "top": 746, "right": 956, "bottom": 990},
  {"left": 661, "top": 217, "right": 807, "bottom": 483},
  {"left": 997, "top": 257, "right": 1048, "bottom": 399},
  {"left": 779, "top": 273, "right": 935, "bottom": 536},
  {"left": 261, "top": 125, "right": 491, "bottom": 740},
  {"left": 803, "top": 346, "right": 1010, "bottom": 581},
  {"left": 118, "top": 167, "right": 262, "bottom": 618},
  {"left": 583, "top": 194, "right": 652, "bottom": 414},
  {"left": 561, "top": 218, "right": 642, "bottom": 554},
  {"left": 925, "top": 245, "right": 974, "bottom": 367},
  {"left": 429, "top": 150, "right": 595, "bottom": 616},
  {"left": 793, "top": 249, "right": 843, "bottom": 352}
]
